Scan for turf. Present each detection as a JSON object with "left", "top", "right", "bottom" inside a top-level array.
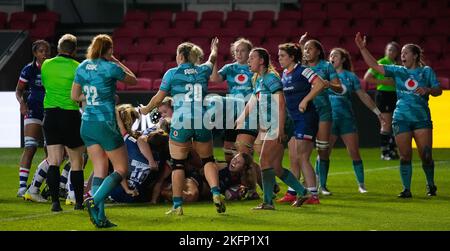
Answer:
[{"left": 0, "top": 147, "right": 449, "bottom": 231}]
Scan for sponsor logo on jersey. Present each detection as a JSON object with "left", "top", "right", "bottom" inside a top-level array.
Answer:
[
  {"left": 173, "top": 130, "right": 178, "bottom": 137},
  {"left": 234, "top": 74, "right": 248, "bottom": 84},
  {"left": 86, "top": 64, "right": 97, "bottom": 71},
  {"left": 405, "top": 78, "right": 418, "bottom": 91}
]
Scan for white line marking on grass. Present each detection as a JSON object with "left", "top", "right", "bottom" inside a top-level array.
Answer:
[
  {"left": 329, "top": 161, "right": 449, "bottom": 176},
  {"left": 0, "top": 211, "right": 72, "bottom": 222},
  {"left": 0, "top": 203, "right": 124, "bottom": 223}
]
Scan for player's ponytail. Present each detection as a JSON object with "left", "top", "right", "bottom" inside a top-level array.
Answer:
[
  {"left": 116, "top": 104, "right": 140, "bottom": 138},
  {"left": 86, "top": 34, "right": 113, "bottom": 60},
  {"left": 404, "top": 44, "right": 426, "bottom": 67}
]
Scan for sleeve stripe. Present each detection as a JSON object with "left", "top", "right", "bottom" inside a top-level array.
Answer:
[{"left": 302, "top": 68, "right": 318, "bottom": 83}]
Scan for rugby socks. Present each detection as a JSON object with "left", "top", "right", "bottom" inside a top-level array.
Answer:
[
  {"left": 400, "top": 160, "right": 412, "bottom": 190},
  {"left": 60, "top": 162, "right": 71, "bottom": 189},
  {"left": 46, "top": 165, "right": 61, "bottom": 202},
  {"left": 19, "top": 166, "right": 30, "bottom": 190},
  {"left": 422, "top": 161, "right": 435, "bottom": 187},
  {"left": 280, "top": 168, "right": 307, "bottom": 196},
  {"left": 262, "top": 168, "right": 276, "bottom": 205},
  {"left": 318, "top": 159, "right": 330, "bottom": 189},
  {"left": 93, "top": 171, "right": 122, "bottom": 206},
  {"left": 70, "top": 170, "right": 84, "bottom": 206},
  {"left": 173, "top": 196, "right": 183, "bottom": 209},
  {"left": 352, "top": 160, "right": 365, "bottom": 185},
  {"left": 28, "top": 159, "right": 49, "bottom": 194},
  {"left": 92, "top": 177, "right": 105, "bottom": 220},
  {"left": 210, "top": 186, "right": 220, "bottom": 196},
  {"left": 380, "top": 131, "right": 391, "bottom": 156},
  {"left": 307, "top": 187, "right": 318, "bottom": 196},
  {"left": 286, "top": 187, "right": 297, "bottom": 196}
]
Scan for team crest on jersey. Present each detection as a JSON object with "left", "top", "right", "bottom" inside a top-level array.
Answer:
[
  {"left": 339, "top": 83, "right": 348, "bottom": 95},
  {"left": 234, "top": 74, "right": 248, "bottom": 84},
  {"left": 404, "top": 78, "right": 418, "bottom": 91}
]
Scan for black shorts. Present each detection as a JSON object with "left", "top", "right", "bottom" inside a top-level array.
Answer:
[
  {"left": 43, "top": 108, "right": 84, "bottom": 148},
  {"left": 224, "top": 129, "right": 258, "bottom": 142},
  {"left": 375, "top": 90, "right": 397, "bottom": 113}
]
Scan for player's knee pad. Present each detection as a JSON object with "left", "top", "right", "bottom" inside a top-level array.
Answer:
[
  {"left": 24, "top": 136, "right": 39, "bottom": 148},
  {"left": 316, "top": 140, "right": 329, "bottom": 151},
  {"left": 201, "top": 156, "right": 215, "bottom": 168},
  {"left": 171, "top": 158, "right": 186, "bottom": 171}
]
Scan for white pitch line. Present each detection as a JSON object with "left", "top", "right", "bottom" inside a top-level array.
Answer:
[
  {"left": 1, "top": 161, "right": 448, "bottom": 223},
  {"left": 329, "top": 160, "right": 449, "bottom": 176}
]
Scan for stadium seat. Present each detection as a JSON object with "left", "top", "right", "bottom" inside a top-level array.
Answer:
[
  {"left": 176, "top": 11, "right": 198, "bottom": 22},
  {"left": 396, "top": 35, "right": 422, "bottom": 46},
  {"left": 0, "top": 11, "right": 8, "bottom": 28},
  {"left": 149, "top": 11, "right": 173, "bottom": 21},
  {"left": 226, "top": 10, "right": 250, "bottom": 21},
  {"left": 426, "top": 17, "right": 450, "bottom": 36},
  {"left": 350, "top": 2, "right": 377, "bottom": 19},
  {"left": 250, "top": 20, "right": 272, "bottom": 30},
  {"left": 317, "top": 35, "right": 341, "bottom": 51},
  {"left": 326, "top": 2, "right": 352, "bottom": 19},
  {"left": 9, "top": 20, "right": 32, "bottom": 30},
  {"left": 402, "top": 18, "right": 429, "bottom": 36},
  {"left": 223, "top": 19, "right": 247, "bottom": 29},
  {"left": 174, "top": 19, "right": 196, "bottom": 30},
  {"left": 147, "top": 19, "right": 171, "bottom": 30},
  {"left": 438, "top": 77, "right": 450, "bottom": 89},
  {"left": 164, "top": 61, "right": 177, "bottom": 71},
  {"left": 123, "top": 10, "right": 149, "bottom": 22},
  {"left": 123, "top": 52, "right": 148, "bottom": 63},
  {"left": 343, "top": 18, "right": 376, "bottom": 37},
  {"left": 113, "top": 27, "right": 141, "bottom": 39},
  {"left": 152, "top": 78, "right": 162, "bottom": 90},
  {"left": 9, "top": 11, "right": 34, "bottom": 23},
  {"left": 123, "top": 19, "right": 145, "bottom": 28},
  {"left": 277, "top": 10, "right": 302, "bottom": 22},
  {"left": 252, "top": 10, "right": 275, "bottom": 21},
  {"left": 201, "top": 11, "right": 224, "bottom": 22},
  {"left": 300, "top": 19, "right": 326, "bottom": 38},
  {"left": 199, "top": 19, "right": 222, "bottom": 29},
  {"left": 30, "top": 25, "right": 55, "bottom": 41},
  {"left": 138, "top": 61, "right": 164, "bottom": 79},
  {"left": 368, "top": 35, "right": 393, "bottom": 55},
  {"left": 116, "top": 81, "right": 127, "bottom": 91},
  {"left": 323, "top": 18, "right": 351, "bottom": 36},
  {"left": 35, "top": 11, "right": 60, "bottom": 22},
  {"left": 127, "top": 78, "right": 152, "bottom": 91},
  {"left": 123, "top": 61, "right": 140, "bottom": 75},
  {"left": 374, "top": 18, "right": 403, "bottom": 37},
  {"left": 274, "top": 19, "right": 299, "bottom": 29}
]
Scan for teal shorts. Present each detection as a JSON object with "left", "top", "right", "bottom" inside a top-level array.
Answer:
[
  {"left": 170, "top": 126, "right": 212, "bottom": 143},
  {"left": 315, "top": 104, "right": 332, "bottom": 122},
  {"left": 332, "top": 117, "right": 358, "bottom": 136},
  {"left": 80, "top": 120, "right": 124, "bottom": 151},
  {"left": 392, "top": 120, "right": 433, "bottom": 136}
]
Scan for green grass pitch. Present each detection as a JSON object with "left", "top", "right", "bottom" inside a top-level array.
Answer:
[{"left": 0, "top": 147, "right": 449, "bottom": 231}]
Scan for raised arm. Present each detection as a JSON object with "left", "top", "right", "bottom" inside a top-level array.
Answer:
[
  {"left": 108, "top": 55, "right": 137, "bottom": 85},
  {"left": 355, "top": 32, "right": 385, "bottom": 75},
  {"left": 207, "top": 37, "right": 219, "bottom": 66},
  {"left": 140, "top": 90, "right": 168, "bottom": 115}
]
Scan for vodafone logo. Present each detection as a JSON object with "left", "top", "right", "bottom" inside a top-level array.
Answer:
[
  {"left": 234, "top": 74, "right": 248, "bottom": 84},
  {"left": 173, "top": 130, "right": 178, "bottom": 137},
  {"left": 339, "top": 82, "right": 348, "bottom": 95},
  {"left": 405, "top": 79, "right": 418, "bottom": 91}
]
